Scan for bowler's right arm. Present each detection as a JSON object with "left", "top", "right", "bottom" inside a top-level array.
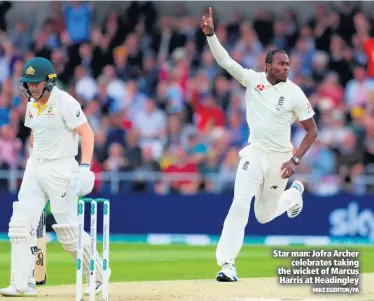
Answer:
[
  {"left": 202, "top": 7, "right": 255, "bottom": 88},
  {"left": 206, "top": 35, "right": 251, "bottom": 87}
]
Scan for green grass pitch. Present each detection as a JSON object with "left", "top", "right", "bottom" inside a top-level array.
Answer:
[{"left": 0, "top": 242, "right": 372, "bottom": 286}]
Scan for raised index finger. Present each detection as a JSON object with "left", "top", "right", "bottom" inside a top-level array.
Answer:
[{"left": 209, "top": 7, "right": 213, "bottom": 18}]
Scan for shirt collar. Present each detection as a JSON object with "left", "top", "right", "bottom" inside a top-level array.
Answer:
[
  {"left": 31, "top": 86, "right": 57, "bottom": 108},
  {"left": 263, "top": 73, "right": 288, "bottom": 88}
]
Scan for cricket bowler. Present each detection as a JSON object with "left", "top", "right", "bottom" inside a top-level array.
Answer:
[
  {"left": 201, "top": 8, "right": 318, "bottom": 282},
  {"left": 0, "top": 57, "right": 106, "bottom": 296}
]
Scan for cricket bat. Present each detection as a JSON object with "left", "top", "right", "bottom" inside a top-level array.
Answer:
[{"left": 34, "top": 209, "right": 47, "bottom": 285}]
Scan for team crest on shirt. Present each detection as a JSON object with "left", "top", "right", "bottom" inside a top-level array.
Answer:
[
  {"left": 256, "top": 84, "right": 265, "bottom": 91},
  {"left": 44, "top": 106, "right": 55, "bottom": 118},
  {"left": 29, "top": 111, "right": 33, "bottom": 118},
  {"left": 276, "top": 96, "right": 285, "bottom": 111}
]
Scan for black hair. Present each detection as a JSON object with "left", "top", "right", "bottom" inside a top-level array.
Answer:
[{"left": 265, "top": 49, "right": 287, "bottom": 72}]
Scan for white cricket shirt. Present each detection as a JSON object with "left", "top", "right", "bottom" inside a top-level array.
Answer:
[
  {"left": 24, "top": 86, "right": 88, "bottom": 159},
  {"left": 239, "top": 70, "right": 315, "bottom": 153},
  {"left": 207, "top": 34, "right": 315, "bottom": 154}
]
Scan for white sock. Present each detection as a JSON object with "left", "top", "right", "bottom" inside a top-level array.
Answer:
[{"left": 291, "top": 182, "right": 303, "bottom": 193}]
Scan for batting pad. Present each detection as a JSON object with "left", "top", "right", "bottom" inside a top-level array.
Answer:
[
  {"left": 52, "top": 224, "right": 104, "bottom": 283},
  {"left": 8, "top": 202, "right": 37, "bottom": 291}
]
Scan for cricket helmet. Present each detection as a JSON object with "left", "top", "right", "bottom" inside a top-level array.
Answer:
[{"left": 20, "top": 57, "right": 57, "bottom": 100}]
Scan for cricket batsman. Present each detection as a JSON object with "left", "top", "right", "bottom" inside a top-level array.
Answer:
[
  {"left": 0, "top": 57, "right": 106, "bottom": 296},
  {"left": 201, "top": 8, "right": 318, "bottom": 282}
]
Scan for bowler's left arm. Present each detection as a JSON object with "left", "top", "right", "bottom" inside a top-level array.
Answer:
[{"left": 293, "top": 88, "right": 318, "bottom": 159}]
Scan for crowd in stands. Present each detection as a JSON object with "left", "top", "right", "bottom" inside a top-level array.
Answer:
[{"left": 0, "top": 1, "right": 374, "bottom": 196}]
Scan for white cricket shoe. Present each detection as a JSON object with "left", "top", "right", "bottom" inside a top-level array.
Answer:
[
  {"left": 216, "top": 263, "right": 238, "bottom": 282},
  {"left": 84, "top": 268, "right": 111, "bottom": 296},
  {"left": 0, "top": 283, "right": 37, "bottom": 297},
  {"left": 84, "top": 281, "right": 104, "bottom": 295},
  {"left": 286, "top": 181, "right": 304, "bottom": 218}
]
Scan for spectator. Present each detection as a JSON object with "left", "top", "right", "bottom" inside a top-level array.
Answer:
[
  {"left": 138, "top": 52, "right": 159, "bottom": 98},
  {"left": 336, "top": 131, "right": 364, "bottom": 193},
  {"left": 226, "top": 111, "right": 248, "bottom": 148},
  {"left": 200, "top": 152, "right": 220, "bottom": 193},
  {"left": 301, "top": 139, "right": 337, "bottom": 195},
  {"left": 318, "top": 72, "right": 344, "bottom": 108},
  {"left": 133, "top": 146, "right": 161, "bottom": 192},
  {"left": 217, "top": 146, "right": 240, "bottom": 193},
  {"left": 233, "top": 21, "right": 263, "bottom": 69},
  {"left": 78, "top": 42, "right": 103, "bottom": 79},
  {"left": 133, "top": 97, "right": 167, "bottom": 159},
  {"left": 0, "top": 95, "right": 11, "bottom": 127},
  {"left": 94, "top": 78, "right": 115, "bottom": 115},
  {"left": 0, "top": 125, "right": 22, "bottom": 169},
  {"left": 214, "top": 75, "right": 231, "bottom": 111},
  {"left": 193, "top": 94, "right": 225, "bottom": 134},
  {"left": 83, "top": 100, "right": 101, "bottom": 132},
  {"left": 122, "top": 80, "right": 148, "bottom": 118},
  {"left": 165, "top": 113, "right": 191, "bottom": 149},
  {"left": 163, "top": 146, "right": 199, "bottom": 194},
  {"left": 318, "top": 108, "right": 350, "bottom": 150},
  {"left": 273, "top": 21, "right": 288, "bottom": 51},
  {"left": 185, "top": 131, "right": 208, "bottom": 167},
  {"left": 64, "top": 1, "right": 91, "bottom": 44},
  {"left": 9, "top": 21, "right": 32, "bottom": 56},
  {"left": 123, "top": 129, "right": 143, "bottom": 170},
  {"left": 345, "top": 65, "right": 374, "bottom": 109},
  {"left": 93, "top": 129, "right": 108, "bottom": 163},
  {"left": 311, "top": 51, "right": 329, "bottom": 85},
  {"left": 103, "top": 142, "right": 127, "bottom": 172},
  {"left": 101, "top": 65, "right": 126, "bottom": 108},
  {"left": 74, "top": 65, "right": 97, "bottom": 103}
]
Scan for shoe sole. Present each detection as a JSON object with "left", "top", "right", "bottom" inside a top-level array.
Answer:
[
  {"left": 287, "top": 200, "right": 303, "bottom": 218},
  {"left": 288, "top": 207, "right": 301, "bottom": 218},
  {"left": 216, "top": 272, "right": 238, "bottom": 282}
]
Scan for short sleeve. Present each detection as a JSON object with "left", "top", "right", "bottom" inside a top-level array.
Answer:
[
  {"left": 24, "top": 103, "right": 32, "bottom": 128},
  {"left": 293, "top": 87, "right": 315, "bottom": 121},
  {"left": 239, "top": 69, "right": 260, "bottom": 88},
  {"left": 60, "top": 93, "right": 88, "bottom": 130}
]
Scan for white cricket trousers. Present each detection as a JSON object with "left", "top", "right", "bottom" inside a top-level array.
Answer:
[
  {"left": 216, "top": 145, "right": 298, "bottom": 266},
  {"left": 16, "top": 156, "right": 80, "bottom": 231}
]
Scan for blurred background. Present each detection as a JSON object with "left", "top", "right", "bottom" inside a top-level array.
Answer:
[{"left": 0, "top": 1, "right": 373, "bottom": 243}]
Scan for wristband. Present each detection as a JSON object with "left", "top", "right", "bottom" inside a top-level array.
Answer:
[
  {"left": 291, "top": 156, "right": 300, "bottom": 165},
  {"left": 80, "top": 163, "right": 91, "bottom": 169}
]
